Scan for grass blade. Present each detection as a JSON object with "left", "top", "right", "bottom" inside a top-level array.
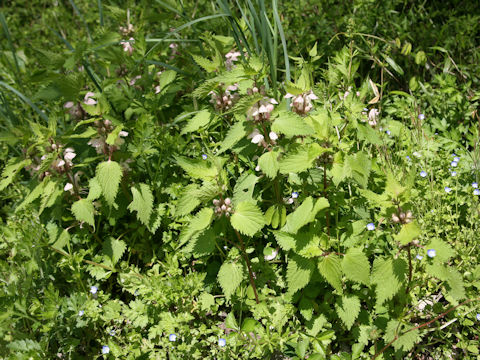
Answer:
[
  {"left": 0, "top": 13, "right": 22, "bottom": 88},
  {"left": 0, "top": 81, "right": 49, "bottom": 122},
  {"left": 98, "top": 0, "right": 104, "bottom": 26}
]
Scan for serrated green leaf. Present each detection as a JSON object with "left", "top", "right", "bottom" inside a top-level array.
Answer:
[
  {"left": 218, "top": 261, "right": 243, "bottom": 299},
  {"left": 258, "top": 151, "right": 279, "bottom": 178},
  {"left": 128, "top": 183, "right": 154, "bottom": 226},
  {"left": 425, "top": 238, "right": 454, "bottom": 262},
  {"left": 178, "top": 207, "right": 214, "bottom": 248},
  {"left": 282, "top": 197, "right": 328, "bottom": 234},
  {"left": 273, "top": 231, "right": 296, "bottom": 251},
  {"left": 181, "top": 109, "right": 212, "bottom": 134},
  {"left": 218, "top": 119, "right": 248, "bottom": 153},
  {"left": 232, "top": 173, "right": 257, "bottom": 204},
  {"left": 87, "top": 177, "right": 102, "bottom": 201},
  {"left": 102, "top": 237, "right": 126, "bottom": 265},
  {"left": 175, "top": 156, "right": 218, "bottom": 179},
  {"left": 16, "top": 181, "right": 45, "bottom": 211},
  {"left": 279, "top": 144, "right": 327, "bottom": 174},
  {"left": 71, "top": 199, "right": 95, "bottom": 227},
  {"left": 371, "top": 258, "right": 406, "bottom": 307},
  {"left": 318, "top": 254, "right": 343, "bottom": 293},
  {"left": 0, "top": 158, "right": 31, "bottom": 191},
  {"left": 96, "top": 161, "right": 123, "bottom": 207},
  {"left": 342, "top": 248, "right": 370, "bottom": 285},
  {"left": 176, "top": 184, "right": 201, "bottom": 216},
  {"left": 287, "top": 255, "right": 314, "bottom": 293},
  {"left": 271, "top": 111, "right": 314, "bottom": 137},
  {"left": 396, "top": 221, "right": 421, "bottom": 245},
  {"left": 335, "top": 295, "right": 361, "bottom": 330},
  {"left": 230, "top": 201, "right": 265, "bottom": 236},
  {"left": 191, "top": 54, "right": 219, "bottom": 72},
  {"left": 106, "top": 126, "right": 122, "bottom": 145}
]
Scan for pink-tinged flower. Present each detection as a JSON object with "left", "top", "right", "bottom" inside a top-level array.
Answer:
[
  {"left": 247, "top": 98, "right": 277, "bottom": 122},
  {"left": 64, "top": 101, "right": 74, "bottom": 109},
  {"left": 129, "top": 75, "right": 141, "bottom": 86},
  {"left": 64, "top": 149, "right": 76, "bottom": 162},
  {"left": 368, "top": 108, "right": 379, "bottom": 126},
  {"left": 64, "top": 183, "right": 73, "bottom": 192},
  {"left": 114, "top": 131, "right": 129, "bottom": 147},
  {"left": 88, "top": 137, "right": 105, "bottom": 154},
  {"left": 285, "top": 90, "right": 317, "bottom": 115},
  {"left": 269, "top": 131, "right": 278, "bottom": 141},
  {"left": 83, "top": 92, "right": 97, "bottom": 106},
  {"left": 248, "top": 129, "right": 264, "bottom": 145},
  {"left": 225, "top": 50, "right": 242, "bottom": 70},
  {"left": 121, "top": 38, "right": 134, "bottom": 55}
]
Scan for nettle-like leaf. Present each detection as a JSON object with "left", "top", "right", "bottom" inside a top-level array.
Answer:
[
  {"left": 258, "top": 151, "right": 279, "bottom": 178},
  {"left": 279, "top": 143, "right": 327, "bottom": 174},
  {"left": 371, "top": 257, "right": 407, "bottom": 307},
  {"left": 343, "top": 151, "right": 371, "bottom": 188},
  {"left": 0, "top": 158, "right": 31, "bottom": 191},
  {"left": 335, "top": 295, "right": 361, "bottom": 330},
  {"left": 426, "top": 263, "right": 465, "bottom": 301},
  {"left": 96, "top": 160, "right": 123, "bottom": 207},
  {"left": 217, "top": 261, "right": 244, "bottom": 299},
  {"left": 286, "top": 255, "right": 314, "bottom": 294},
  {"left": 271, "top": 110, "right": 314, "bottom": 138},
  {"left": 128, "top": 183, "right": 154, "bottom": 226},
  {"left": 191, "top": 54, "right": 220, "bottom": 73},
  {"left": 318, "top": 254, "right": 343, "bottom": 293},
  {"left": 281, "top": 197, "right": 329, "bottom": 234},
  {"left": 181, "top": 109, "right": 213, "bottom": 134},
  {"left": 395, "top": 221, "right": 421, "bottom": 245},
  {"left": 103, "top": 237, "right": 127, "bottom": 265},
  {"left": 385, "top": 320, "right": 421, "bottom": 352},
  {"left": 230, "top": 201, "right": 265, "bottom": 236},
  {"left": 342, "top": 248, "right": 370, "bottom": 286},
  {"left": 425, "top": 238, "right": 454, "bottom": 262},
  {"left": 218, "top": 119, "right": 248, "bottom": 153},
  {"left": 87, "top": 177, "right": 102, "bottom": 201},
  {"left": 178, "top": 207, "right": 214, "bottom": 248},
  {"left": 176, "top": 184, "right": 201, "bottom": 216},
  {"left": 175, "top": 156, "right": 218, "bottom": 179},
  {"left": 71, "top": 199, "right": 95, "bottom": 228},
  {"left": 232, "top": 173, "right": 258, "bottom": 204}
]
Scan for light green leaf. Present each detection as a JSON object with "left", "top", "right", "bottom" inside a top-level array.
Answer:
[
  {"left": 176, "top": 184, "right": 201, "bottom": 216},
  {"left": 103, "top": 237, "right": 127, "bottom": 265},
  {"left": 271, "top": 111, "right": 314, "bottom": 138},
  {"left": 217, "top": 261, "right": 244, "bottom": 299},
  {"left": 175, "top": 156, "right": 218, "bottom": 179},
  {"left": 371, "top": 258, "right": 406, "bottom": 307},
  {"left": 0, "top": 158, "right": 31, "bottom": 191},
  {"left": 178, "top": 207, "right": 214, "bottom": 248},
  {"left": 282, "top": 197, "right": 328, "bottom": 234},
  {"left": 425, "top": 238, "right": 454, "bottom": 262},
  {"left": 96, "top": 161, "right": 123, "bottom": 207},
  {"left": 230, "top": 201, "right": 265, "bottom": 236},
  {"left": 181, "top": 109, "right": 212, "bottom": 134},
  {"left": 286, "top": 255, "right": 314, "bottom": 294},
  {"left": 71, "top": 199, "right": 95, "bottom": 228},
  {"left": 396, "top": 221, "right": 421, "bottom": 245},
  {"left": 87, "top": 177, "right": 102, "bottom": 201},
  {"left": 335, "top": 295, "right": 361, "bottom": 330},
  {"left": 191, "top": 54, "right": 219, "bottom": 72},
  {"left": 342, "top": 248, "right": 370, "bottom": 285},
  {"left": 318, "top": 254, "right": 343, "bottom": 293},
  {"left": 128, "top": 183, "right": 154, "bottom": 226},
  {"left": 258, "top": 151, "right": 279, "bottom": 178},
  {"left": 279, "top": 143, "right": 327, "bottom": 174},
  {"left": 232, "top": 173, "right": 257, "bottom": 204},
  {"left": 218, "top": 120, "right": 247, "bottom": 153}
]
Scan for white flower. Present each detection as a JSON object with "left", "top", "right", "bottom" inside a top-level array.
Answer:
[
  {"left": 269, "top": 131, "right": 278, "bottom": 141},
  {"left": 368, "top": 108, "right": 379, "bottom": 126},
  {"left": 64, "top": 101, "right": 74, "bottom": 109},
  {"left": 88, "top": 137, "right": 105, "bottom": 154},
  {"left": 83, "top": 92, "right": 97, "bottom": 105},
  {"left": 121, "top": 38, "right": 134, "bottom": 55},
  {"left": 155, "top": 85, "right": 161, "bottom": 94},
  {"left": 64, "top": 151, "right": 76, "bottom": 162},
  {"left": 64, "top": 183, "right": 73, "bottom": 191},
  {"left": 248, "top": 129, "right": 264, "bottom": 145},
  {"left": 255, "top": 164, "right": 261, "bottom": 171},
  {"left": 412, "top": 151, "right": 422, "bottom": 158},
  {"left": 264, "top": 248, "right": 278, "bottom": 261}
]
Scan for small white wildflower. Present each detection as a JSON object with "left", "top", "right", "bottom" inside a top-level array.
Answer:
[
  {"left": 169, "top": 334, "right": 177, "bottom": 342},
  {"left": 269, "top": 131, "right": 278, "bottom": 141},
  {"left": 64, "top": 183, "right": 73, "bottom": 192}
]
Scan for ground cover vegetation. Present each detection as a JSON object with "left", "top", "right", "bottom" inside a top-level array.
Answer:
[{"left": 1, "top": 0, "right": 480, "bottom": 359}]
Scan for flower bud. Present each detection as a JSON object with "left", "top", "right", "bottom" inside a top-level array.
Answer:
[
  {"left": 392, "top": 213, "right": 400, "bottom": 223},
  {"left": 224, "top": 198, "right": 231, "bottom": 206}
]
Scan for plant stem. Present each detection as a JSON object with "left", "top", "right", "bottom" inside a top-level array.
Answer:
[
  {"left": 234, "top": 229, "right": 259, "bottom": 304},
  {"left": 405, "top": 243, "right": 412, "bottom": 295}
]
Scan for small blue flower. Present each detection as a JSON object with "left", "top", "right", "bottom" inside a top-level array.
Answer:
[
  {"left": 420, "top": 171, "right": 427, "bottom": 178},
  {"left": 444, "top": 187, "right": 451, "bottom": 193},
  {"left": 474, "top": 189, "right": 480, "bottom": 196},
  {"left": 472, "top": 182, "right": 478, "bottom": 188},
  {"left": 90, "top": 286, "right": 98, "bottom": 295},
  {"left": 78, "top": 310, "right": 84, "bottom": 316},
  {"left": 366, "top": 223, "right": 375, "bottom": 231},
  {"left": 202, "top": 154, "right": 208, "bottom": 160},
  {"left": 427, "top": 249, "right": 436, "bottom": 258},
  {"left": 109, "top": 329, "right": 116, "bottom": 336},
  {"left": 406, "top": 156, "right": 411, "bottom": 161},
  {"left": 169, "top": 334, "right": 177, "bottom": 342},
  {"left": 416, "top": 255, "right": 423, "bottom": 260},
  {"left": 451, "top": 171, "right": 457, "bottom": 177},
  {"left": 450, "top": 161, "right": 458, "bottom": 167},
  {"left": 218, "top": 338, "right": 226, "bottom": 347},
  {"left": 453, "top": 156, "right": 460, "bottom": 162},
  {"left": 291, "top": 191, "right": 299, "bottom": 199},
  {"left": 418, "top": 113, "right": 425, "bottom": 120},
  {"left": 101, "top": 345, "right": 110, "bottom": 354},
  {"left": 452, "top": 153, "right": 457, "bottom": 157},
  {"left": 476, "top": 313, "right": 480, "bottom": 321},
  {"left": 385, "top": 130, "right": 391, "bottom": 135}
]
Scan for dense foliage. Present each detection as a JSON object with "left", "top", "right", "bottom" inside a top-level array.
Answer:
[{"left": 1, "top": 1, "right": 480, "bottom": 359}]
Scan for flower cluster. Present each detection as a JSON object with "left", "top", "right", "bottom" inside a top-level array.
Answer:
[
  {"left": 209, "top": 84, "right": 239, "bottom": 112},
  {"left": 391, "top": 209, "right": 413, "bottom": 224},
  {"left": 213, "top": 198, "right": 232, "bottom": 217},
  {"left": 119, "top": 23, "right": 134, "bottom": 36},
  {"left": 247, "top": 129, "right": 278, "bottom": 147},
  {"left": 87, "top": 119, "right": 128, "bottom": 155},
  {"left": 368, "top": 108, "right": 379, "bottom": 126},
  {"left": 284, "top": 90, "right": 318, "bottom": 115},
  {"left": 225, "top": 50, "right": 241, "bottom": 70}
]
